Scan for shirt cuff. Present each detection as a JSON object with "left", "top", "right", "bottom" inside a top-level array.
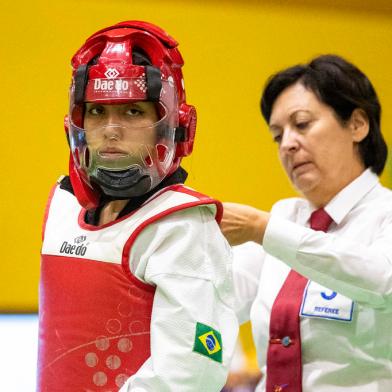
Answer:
[{"left": 263, "top": 215, "right": 306, "bottom": 264}]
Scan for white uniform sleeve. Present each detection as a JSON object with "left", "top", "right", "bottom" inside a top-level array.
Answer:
[
  {"left": 231, "top": 242, "right": 265, "bottom": 324},
  {"left": 119, "top": 206, "right": 239, "bottom": 392},
  {"left": 263, "top": 214, "right": 392, "bottom": 310}
]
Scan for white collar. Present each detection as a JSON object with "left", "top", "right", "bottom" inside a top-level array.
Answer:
[
  {"left": 296, "top": 169, "right": 379, "bottom": 226},
  {"left": 324, "top": 169, "right": 379, "bottom": 225}
]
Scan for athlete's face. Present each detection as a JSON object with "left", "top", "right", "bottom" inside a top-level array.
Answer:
[{"left": 83, "top": 101, "right": 159, "bottom": 160}]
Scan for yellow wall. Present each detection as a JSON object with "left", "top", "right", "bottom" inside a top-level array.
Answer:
[{"left": 1, "top": 0, "right": 391, "bottom": 311}]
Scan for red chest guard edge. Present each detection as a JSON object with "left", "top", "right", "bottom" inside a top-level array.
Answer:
[{"left": 37, "top": 183, "right": 222, "bottom": 392}]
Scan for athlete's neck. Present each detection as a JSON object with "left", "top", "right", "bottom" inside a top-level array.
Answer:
[{"left": 99, "top": 199, "right": 129, "bottom": 225}]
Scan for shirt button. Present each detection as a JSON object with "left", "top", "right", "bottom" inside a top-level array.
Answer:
[{"left": 281, "top": 336, "right": 291, "bottom": 347}]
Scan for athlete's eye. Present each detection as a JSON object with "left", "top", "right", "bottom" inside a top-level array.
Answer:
[
  {"left": 125, "top": 107, "right": 143, "bottom": 116},
  {"left": 86, "top": 105, "right": 105, "bottom": 115}
]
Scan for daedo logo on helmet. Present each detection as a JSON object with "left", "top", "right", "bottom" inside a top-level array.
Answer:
[
  {"left": 59, "top": 235, "right": 88, "bottom": 256},
  {"left": 94, "top": 79, "right": 129, "bottom": 92},
  {"left": 104, "top": 68, "right": 119, "bottom": 79},
  {"left": 94, "top": 67, "right": 129, "bottom": 92}
]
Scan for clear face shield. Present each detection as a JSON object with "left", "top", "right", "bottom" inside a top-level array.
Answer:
[{"left": 69, "top": 77, "right": 179, "bottom": 198}]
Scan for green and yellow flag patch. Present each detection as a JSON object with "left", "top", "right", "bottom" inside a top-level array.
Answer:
[{"left": 193, "top": 322, "right": 222, "bottom": 363}]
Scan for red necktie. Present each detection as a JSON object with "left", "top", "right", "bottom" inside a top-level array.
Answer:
[{"left": 266, "top": 208, "right": 333, "bottom": 392}]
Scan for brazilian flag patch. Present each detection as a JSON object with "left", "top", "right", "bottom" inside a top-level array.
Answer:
[{"left": 193, "top": 322, "right": 223, "bottom": 363}]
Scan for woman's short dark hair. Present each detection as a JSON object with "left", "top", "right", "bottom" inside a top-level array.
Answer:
[{"left": 260, "top": 54, "right": 388, "bottom": 175}]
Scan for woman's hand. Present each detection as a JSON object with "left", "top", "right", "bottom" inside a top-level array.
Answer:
[{"left": 220, "top": 202, "right": 270, "bottom": 246}]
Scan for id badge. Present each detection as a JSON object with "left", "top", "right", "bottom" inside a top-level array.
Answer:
[{"left": 300, "top": 281, "right": 354, "bottom": 322}]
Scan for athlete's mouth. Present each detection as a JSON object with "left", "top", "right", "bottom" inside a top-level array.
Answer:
[{"left": 98, "top": 148, "right": 129, "bottom": 158}]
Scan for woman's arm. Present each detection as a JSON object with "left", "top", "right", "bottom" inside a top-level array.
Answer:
[
  {"left": 264, "top": 214, "right": 392, "bottom": 310},
  {"left": 220, "top": 202, "right": 270, "bottom": 245},
  {"left": 222, "top": 200, "right": 392, "bottom": 310}
]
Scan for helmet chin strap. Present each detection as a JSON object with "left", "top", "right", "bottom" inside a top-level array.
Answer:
[{"left": 93, "top": 167, "right": 152, "bottom": 199}]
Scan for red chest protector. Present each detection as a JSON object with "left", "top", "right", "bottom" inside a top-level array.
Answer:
[{"left": 38, "top": 183, "right": 221, "bottom": 391}]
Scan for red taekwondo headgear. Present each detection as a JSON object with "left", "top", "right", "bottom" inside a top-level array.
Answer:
[{"left": 66, "top": 21, "right": 197, "bottom": 209}]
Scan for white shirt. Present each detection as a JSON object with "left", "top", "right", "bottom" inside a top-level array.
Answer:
[
  {"left": 121, "top": 205, "right": 239, "bottom": 392},
  {"left": 233, "top": 169, "right": 392, "bottom": 391}
]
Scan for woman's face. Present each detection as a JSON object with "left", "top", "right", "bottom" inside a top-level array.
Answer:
[
  {"left": 268, "top": 82, "right": 368, "bottom": 206},
  {"left": 84, "top": 101, "right": 159, "bottom": 160}
]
